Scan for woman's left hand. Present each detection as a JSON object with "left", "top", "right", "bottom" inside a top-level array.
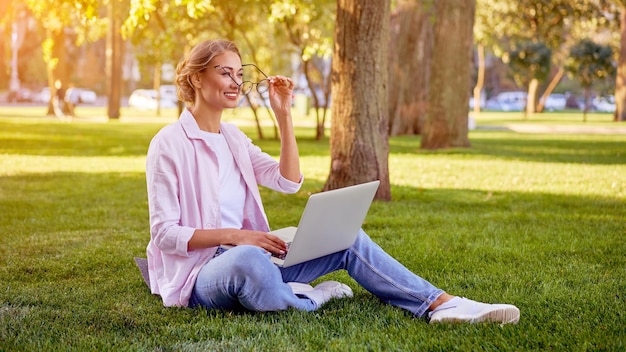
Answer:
[{"left": 268, "top": 75, "right": 294, "bottom": 115}]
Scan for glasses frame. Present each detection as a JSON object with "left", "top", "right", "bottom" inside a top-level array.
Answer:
[{"left": 214, "top": 64, "right": 270, "bottom": 96}]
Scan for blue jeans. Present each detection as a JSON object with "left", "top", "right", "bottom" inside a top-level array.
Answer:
[{"left": 189, "top": 230, "right": 444, "bottom": 317}]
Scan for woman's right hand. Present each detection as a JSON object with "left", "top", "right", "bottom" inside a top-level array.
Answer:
[{"left": 229, "top": 229, "right": 288, "bottom": 255}]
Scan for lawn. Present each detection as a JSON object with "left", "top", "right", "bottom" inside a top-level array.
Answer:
[{"left": 0, "top": 107, "right": 625, "bottom": 351}]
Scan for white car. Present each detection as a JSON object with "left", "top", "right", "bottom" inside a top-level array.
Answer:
[
  {"left": 129, "top": 89, "right": 177, "bottom": 110},
  {"left": 159, "top": 85, "right": 178, "bottom": 102},
  {"left": 593, "top": 95, "right": 616, "bottom": 113},
  {"left": 66, "top": 88, "right": 97, "bottom": 104},
  {"left": 542, "top": 93, "right": 567, "bottom": 111},
  {"left": 34, "top": 88, "right": 51, "bottom": 103},
  {"left": 486, "top": 91, "right": 527, "bottom": 111}
]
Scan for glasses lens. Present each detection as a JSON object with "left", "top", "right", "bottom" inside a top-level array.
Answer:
[
  {"left": 241, "top": 81, "right": 253, "bottom": 95},
  {"left": 256, "top": 79, "right": 270, "bottom": 94}
]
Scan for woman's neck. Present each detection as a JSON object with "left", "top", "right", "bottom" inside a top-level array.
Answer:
[{"left": 188, "top": 106, "right": 222, "bottom": 133}]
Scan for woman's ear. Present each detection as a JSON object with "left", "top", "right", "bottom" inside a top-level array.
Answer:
[{"left": 191, "top": 73, "right": 202, "bottom": 88}]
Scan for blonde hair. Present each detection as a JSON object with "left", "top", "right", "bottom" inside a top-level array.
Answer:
[{"left": 175, "top": 39, "right": 241, "bottom": 104}]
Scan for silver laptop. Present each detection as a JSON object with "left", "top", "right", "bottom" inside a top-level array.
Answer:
[{"left": 269, "top": 180, "right": 380, "bottom": 267}]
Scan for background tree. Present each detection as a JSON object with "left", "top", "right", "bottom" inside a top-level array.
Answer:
[
  {"left": 325, "top": 0, "right": 391, "bottom": 200},
  {"left": 123, "top": 0, "right": 289, "bottom": 137},
  {"left": 475, "top": 0, "right": 610, "bottom": 114},
  {"left": 387, "top": 0, "right": 433, "bottom": 136},
  {"left": 106, "top": 0, "right": 127, "bottom": 120},
  {"left": 504, "top": 41, "right": 551, "bottom": 118},
  {"left": 420, "top": 0, "right": 475, "bottom": 149},
  {"left": 565, "top": 39, "right": 615, "bottom": 121},
  {"left": 269, "top": 0, "right": 335, "bottom": 140},
  {"left": 614, "top": 0, "right": 626, "bottom": 121},
  {"left": 23, "top": 0, "right": 104, "bottom": 117}
]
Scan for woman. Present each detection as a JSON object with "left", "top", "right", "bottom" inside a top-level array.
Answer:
[{"left": 145, "top": 39, "right": 520, "bottom": 324}]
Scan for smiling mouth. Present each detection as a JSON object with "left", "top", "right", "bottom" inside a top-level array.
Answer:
[{"left": 224, "top": 92, "right": 238, "bottom": 98}]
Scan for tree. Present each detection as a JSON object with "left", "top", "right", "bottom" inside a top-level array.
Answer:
[
  {"left": 504, "top": 41, "right": 552, "bottom": 118},
  {"left": 123, "top": 0, "right": 290, "bottom": 137},
  {"left": 387, "top": 0, "right": 433, "bottom": 136},
  {"left": 420, "top": 0, "right": 475, "bottom": 149},
  {"left": 324, "top": 0, "right": 391, "bottom": 200},
  {"left": 475, "top": 0, "right": 612, "bottom": 115},
  {"left": 22, "top": 0, "right": 104, "bottom": 117},
  {"left": 269, "top": 0, "right": 335, "bottom": 140},
  {"left": 615, "top": 0, "right": 626, "bottom": 121},
  {"left": 106, "top": 0, "right": 126, "bottom": 120},
  {"left": 565, "top": 39, "right": 615, "bottom": 121}
]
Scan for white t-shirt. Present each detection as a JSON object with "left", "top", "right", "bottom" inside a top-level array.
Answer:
[{"left": 200, "top": 131, "right": 245, "bottom": 229}]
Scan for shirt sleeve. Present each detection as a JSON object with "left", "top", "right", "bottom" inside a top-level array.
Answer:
[
  {"left": 244, "top": 134, "right": 303, "bottom": 193},
  {"left": 146, "top": 133, "right": 195, "bottom": 257}
]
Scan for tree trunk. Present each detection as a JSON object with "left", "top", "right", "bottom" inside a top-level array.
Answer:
[
  {"left": 526, "top": 78, "right": 539, "bottom": 118},
  {"left": 388, "top": 0, "right": 433, "bottom": 136},
  {"left": 106, "top": 0, "right": 123, "bottom": 120},
  {"left": 583, "top": 86, "right": 591, "bottom": 122},
  {"left": 44, "top": 28, "right": 69, "bottom": 117},
  {"left": 536, "top": 67, "right": 564, "bottom": 113},
  {"left": 421, "top": 0, "right": 475, "bottom": 149},
  {"left": 153, "top": 62, "right": 162, "bottom": 117},
  {"left": 473, "top": 43, "right": 485, "bottom": 116},
  {"left": 615, "top": 5, "right": 626, "bottom": 122},
  {"left": 325, "top": 0, "right": 391, "bottom": 201}
]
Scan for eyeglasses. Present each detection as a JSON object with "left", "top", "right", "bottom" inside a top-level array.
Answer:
[{"left": 214, "top": 64, "right": 270, "bottom": 95}]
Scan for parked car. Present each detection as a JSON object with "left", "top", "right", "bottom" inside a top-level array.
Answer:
[
  {"left": 593, "top": 95, "right": 616, "bottom": 113},
  {"left": 159, "top": 85, "right": 178, "bottom": 102},
  {"left": 6, "top": 88, "right": 33, "bottom": 103},
  {"left": 129, "top": 89, "right": 177, "bottom": 110},
  {"left": 33, "top": 87, "right": 51, "bottom": 103},
  {"left": 542, "top": 93, "right": 567, "bottom": 111},
  {"left": 485, "top": 91, "right": 527, "bottom": 111},
  {"left": 66, "top": 88, "right": 97, "bottom": 105}
]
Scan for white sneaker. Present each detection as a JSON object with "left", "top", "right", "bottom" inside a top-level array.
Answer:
[
  {"left": 302, "top": 281, "right": 353, "bottom": 308},
  {"left": 287, "top": 282, "right": 314, "bottom": 297},
  {"left": 428, "top": 297, "right": 520, "bottom": 324}
]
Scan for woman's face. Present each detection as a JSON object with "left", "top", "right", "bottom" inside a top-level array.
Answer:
[{"left": 194, "top": 51, "right": 242, "bottom": 110}]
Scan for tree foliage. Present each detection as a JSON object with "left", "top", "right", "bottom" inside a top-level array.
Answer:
[
  {"left": 565, "top": 39, "right": 615, "bottom": 120},
  {"left": 504, "top": 41, "right": 551, "bottom": 116},
  {"left": 269, "top": 0, "right": 335, "bottom": 140},
  {"left": 475, "top": 0, "right": 617, "bottom": 114}
]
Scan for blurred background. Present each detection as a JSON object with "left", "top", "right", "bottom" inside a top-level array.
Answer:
[{"left": 0, "top": 0, "right": 620, "bottom": 118}]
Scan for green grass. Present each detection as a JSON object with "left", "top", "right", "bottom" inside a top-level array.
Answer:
[{"left": 0, "top": 107, "right": 625, "bottom": 351}]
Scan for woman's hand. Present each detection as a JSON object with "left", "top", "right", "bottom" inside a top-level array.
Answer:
[
  {"left": 268, "top": 75, "right": 294, "bottom": 115},
  {"left": 230, "top": 229, "right": 288, "bottom": 255}
]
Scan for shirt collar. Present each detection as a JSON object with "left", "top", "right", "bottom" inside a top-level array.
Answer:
[{"left": 179, "top": 109, "right": 204, "bottom": 140}]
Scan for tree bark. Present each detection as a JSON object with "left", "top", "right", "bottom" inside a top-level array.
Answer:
[
  {"left": 615, "top": 5, "right": 626, "bottom": 122},
  {"left": 153, "top": 62, "right": 162, "bottom": 117},
  {"left": 325, "top": 0, "right": 391, "bottom": 201},
  {"left": 421, "top": 0, "right": 475, "bottom": 149},
  {"left": 473, "top": 43, "right": 485, "bottom": 116},
  {"left": 106, "top": 0, "right": 123, "bottom": 120},
  {"left": 536, "top": 67, "right": 564, "bottom": 113},
  {"left": 387, "top": 0, "right": 433, "bottom": 136},
  {"left": 526, "top": 78, "right": 539, "bottom": 118},
  {"left": 45, "top": 29, "right": 70, "bottom": 117}
]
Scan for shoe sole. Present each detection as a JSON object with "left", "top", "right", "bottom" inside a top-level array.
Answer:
[{"left": 430, "top": 306, "right": 520, "bottom": 324}]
